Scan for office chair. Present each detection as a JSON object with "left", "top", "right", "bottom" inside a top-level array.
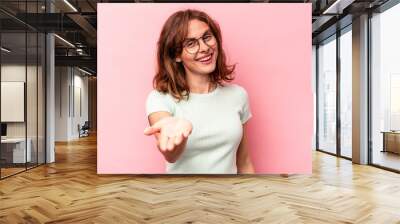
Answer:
[{"left": 79, "top": 121, "right": 90, "bottom": 138}]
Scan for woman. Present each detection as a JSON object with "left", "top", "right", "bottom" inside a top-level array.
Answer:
[{"left": 144, "top": 9, "right": 254, "bottom": 174}]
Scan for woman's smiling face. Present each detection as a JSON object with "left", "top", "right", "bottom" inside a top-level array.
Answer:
[{"left": 176, "top": 19, "right": 219, "bottom": 76}]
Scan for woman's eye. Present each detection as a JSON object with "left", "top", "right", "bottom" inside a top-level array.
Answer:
[
  {"left": 186, "top": 41, "right": 195, "bottom": 47},
  {"left": 204, "top": 35, "right": 211, "bottom": 40}
]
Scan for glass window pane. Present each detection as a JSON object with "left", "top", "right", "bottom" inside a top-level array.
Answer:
[
  {"left": 371, "top": 3, "right": 400, "bottom": 171},
  {"left": 1, "top": 31, "right": 27, "bottom": 177},
  {"left": 340, "top": 28, "right": 352, "bottom": 158},
  {"left": 0, "top": 1, "right": 46, "bottom": 179},
  {"left": 318, "top": 36, "right": 337, "bottom": 154},
  {"left": 27, "top": 31, "right": 38, "bottom": 169}
]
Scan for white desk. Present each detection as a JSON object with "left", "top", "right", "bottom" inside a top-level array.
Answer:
[{"left": 1, "top": 138, "right": 32, "bottom": 163}]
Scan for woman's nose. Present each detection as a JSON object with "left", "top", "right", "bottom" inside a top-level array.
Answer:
[{"left": 198, "top": 39, "right": 210, "bottom": 53}]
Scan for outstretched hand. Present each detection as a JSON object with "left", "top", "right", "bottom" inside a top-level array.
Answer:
[{"left": 144, "top": 117, "right": 193, "bottom": 156}]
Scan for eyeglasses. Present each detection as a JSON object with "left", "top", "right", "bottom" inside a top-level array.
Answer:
[{"left": 182, "top": 32, "right": 217, "bottom": 54}]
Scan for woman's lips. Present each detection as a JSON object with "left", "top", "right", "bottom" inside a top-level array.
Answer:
[{"left": 196, "top": 52, "right": 213, "bottom": 65}]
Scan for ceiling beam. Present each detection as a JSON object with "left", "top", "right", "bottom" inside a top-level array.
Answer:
[{"left": 322, "top": 0, "right": 356, "bottom": 14}]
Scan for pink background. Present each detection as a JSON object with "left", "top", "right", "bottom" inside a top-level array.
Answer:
[{"left": 97, "top": 3, "right": 312, "bottom": 174}]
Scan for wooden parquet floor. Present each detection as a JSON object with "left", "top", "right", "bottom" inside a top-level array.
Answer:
[{"left": 1, "top": 134, "right": 400, "bottom": 224}]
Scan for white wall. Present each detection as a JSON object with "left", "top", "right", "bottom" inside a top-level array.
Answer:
[
  {"left": 72, "top": 73, "right": 89, "bottom": 138},
  {"left": 1, "top": 65, "right": 41, "bottom": 137},
  {"left": 55, "top": 67, "right": 89, "bottom": 141},
  {"left": 55, "top": 66, "right": 70, "bottom": 141},
  {"left": 1, "top": 65, "right": 26, "bottom": 136}
]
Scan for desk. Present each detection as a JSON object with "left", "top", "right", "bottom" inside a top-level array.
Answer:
[
  {"left": 381, "top": 131, "right": 400, "bottom": 154},
  {"left": 1, "top": 138, "right": 32, "bottom": 163}
]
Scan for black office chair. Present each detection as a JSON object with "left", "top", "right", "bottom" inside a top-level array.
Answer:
[{"left": 79, "top": 121, "right": 90, "bottom": 138}]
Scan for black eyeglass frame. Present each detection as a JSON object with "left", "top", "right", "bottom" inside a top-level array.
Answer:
[{"left": 181, "top": 31, "right": 217, "bottom": 54}]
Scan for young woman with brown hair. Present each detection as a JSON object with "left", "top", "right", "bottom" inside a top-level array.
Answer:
[{"left": 144, "top": 9, "right": 254, "bottom": 174}]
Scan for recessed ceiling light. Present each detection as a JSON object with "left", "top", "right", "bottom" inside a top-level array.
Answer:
[
  {"left": 54, "top": 34, "right": 75, "bottom": 48},
  {"left": 63, "top": 0, "right": 78, "bottom": 12},
  {"left": 322, "top": 0, "right": 355, "bottom": 15},
  {"left": 78, "top": 67, "right": 93, "bottom": 76}
]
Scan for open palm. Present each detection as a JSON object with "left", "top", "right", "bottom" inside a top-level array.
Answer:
[{"left": 144, "top": 117, "right": 193, "bottom": 152}]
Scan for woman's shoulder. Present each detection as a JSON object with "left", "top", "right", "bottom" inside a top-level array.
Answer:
[
  {"left": 148, "top": 89, "right": 184, "bottom": 106},
  {"left": 220, "top": 83, "right": 248, "bottom": 96},
  {"left": 147, "top": 89, "right": 174, "bottom": 102},
  {"left": 147, "top": 89, "right": 172, "bottom": 97}
]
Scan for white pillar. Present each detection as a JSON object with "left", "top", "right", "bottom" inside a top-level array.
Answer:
[
  {"left": 46, "top": 33, "right": 55, "bottom": 163},
  {"left": 46, "top": 1, "right": 55, "bottom": 163},
  {"left": 352, "top": 14, "right": 369, "bottom": 164}
]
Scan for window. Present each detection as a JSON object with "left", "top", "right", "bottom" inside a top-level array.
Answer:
[
  {"left": 339, "top": 27, "right": 352, "bottom": 158},
  {"left": 317, "top": 35, "right": 337, "bottom": 154},
  {"left": 371, "top": 2, "right": 400, "bottom": 171},
  {"left": 0, "top": 1, "right": 46, "bottom": 179}
]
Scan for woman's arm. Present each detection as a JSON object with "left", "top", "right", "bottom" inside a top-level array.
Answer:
[{"left": 236, "top": 122, "right": 255, "bottom": 174}]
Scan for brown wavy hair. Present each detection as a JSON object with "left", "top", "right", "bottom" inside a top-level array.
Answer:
[{"left": 154, "top": 9, "right": 235, "bottom": 101}]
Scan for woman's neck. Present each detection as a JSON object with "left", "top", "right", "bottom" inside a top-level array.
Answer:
[{"left": 186, "top": 72, "right": 215, "bottom": 94}]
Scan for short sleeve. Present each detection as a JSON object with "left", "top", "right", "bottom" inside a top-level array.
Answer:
[
  {"left": 145, "top": 90, "right": 175, "bottom": 117},
  {"left": 239, "top": 87, "right": 252, "bottom": 124}
]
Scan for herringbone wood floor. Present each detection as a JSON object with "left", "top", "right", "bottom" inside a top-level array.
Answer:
[{"left": 1, "top": 134, "right": 400, "bottom": 224}]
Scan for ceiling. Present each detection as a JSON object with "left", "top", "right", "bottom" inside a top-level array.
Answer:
[{"left": 0, "top": 0, "right": 393, "bottom": 75}]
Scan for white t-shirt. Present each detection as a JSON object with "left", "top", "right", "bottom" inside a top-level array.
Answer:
[{"left": 145, "top": 83, "right": 252, "bottom": 174}]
